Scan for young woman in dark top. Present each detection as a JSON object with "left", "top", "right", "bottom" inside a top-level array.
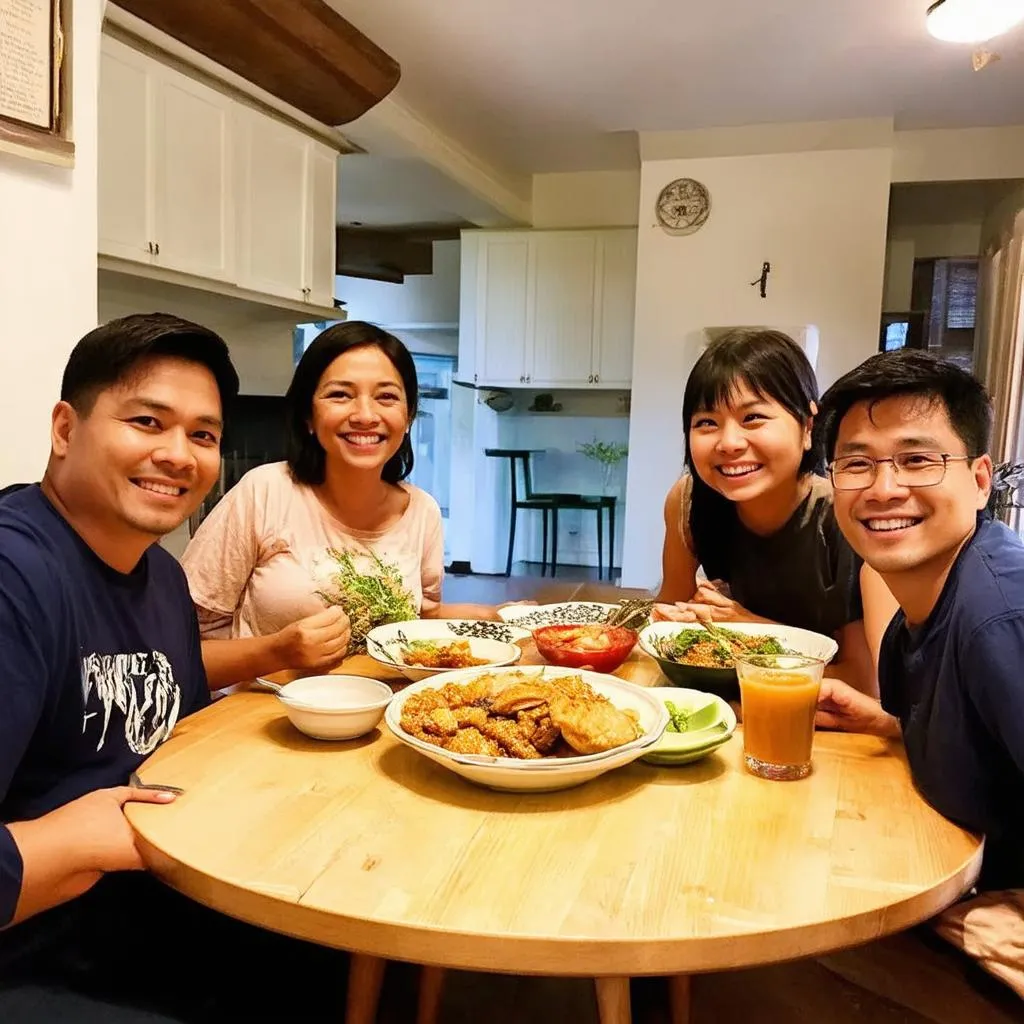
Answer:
[{"left": 654, "top": 329, "right": 888, "bottom": 695}]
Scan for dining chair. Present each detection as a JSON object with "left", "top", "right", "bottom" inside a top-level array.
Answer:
[{"left": 484, "top": 449, "right": 617, "bottom": 579}]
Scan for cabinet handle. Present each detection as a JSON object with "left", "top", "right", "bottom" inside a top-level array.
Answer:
[
  {"left": 302, "top": 287, "right": 311, "bottom": 301},
  {"left": 594, "top": 373, "right": 600, "bottom": 383},
  {"left": 526, "top": 375, "right": 531, "bottom": 383},
  {"left": 154, "top": 242, "right": 160, "bottom": 256},
  {"left": 147, "top": 241, "right": 153, "bottom": 255},
  {"left": 588, "top": 374, "right": 594, "bottom": 383}
]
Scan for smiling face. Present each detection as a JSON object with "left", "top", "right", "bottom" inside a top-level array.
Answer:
[
  {"left": 51, "top": 356, "right": 223, "bottom": 540},
  {"left": 830, "top": 396, "right": 991, "bottom": 578},
  {"left": 687, "top": 380, "right": 813, "bottom": 504},
  {"left": 309, "top": 344, "right": 411, "bottom": 475}
]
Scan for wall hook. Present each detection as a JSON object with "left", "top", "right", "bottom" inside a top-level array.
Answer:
[{"left": 750, "top": 261, "right": 771, "bottom": 298}]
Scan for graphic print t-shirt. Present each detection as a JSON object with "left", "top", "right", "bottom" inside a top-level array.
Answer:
[{"left": 0, "top": 486, "right": 209, "bottom": 927}]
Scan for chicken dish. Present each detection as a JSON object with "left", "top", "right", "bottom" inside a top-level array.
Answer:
[
  {"left": 399, "top": 671, "right": 642, "bottom": 759},
  {"left": 539, "top": 624, "right": 619, "bottom": 653},
  {"left": 400, "top": 639, "right": 489, "bottom": 670}
]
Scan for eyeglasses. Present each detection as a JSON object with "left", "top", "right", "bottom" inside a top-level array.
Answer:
[{"left": 828, "top": 452, "right": 973, "bottom": 491}]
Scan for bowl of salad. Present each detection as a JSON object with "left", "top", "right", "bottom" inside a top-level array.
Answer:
[{"left": 638, "top": 621, "right": 838, "bottom": 700}]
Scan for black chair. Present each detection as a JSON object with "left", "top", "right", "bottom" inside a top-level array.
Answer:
[{"left": 484, "top": 449, "right": 617, "bottom": 579}]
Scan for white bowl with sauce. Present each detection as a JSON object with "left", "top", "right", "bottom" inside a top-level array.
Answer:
[{"left": 277, "top": 675, "right": 393, "bottom": 741}]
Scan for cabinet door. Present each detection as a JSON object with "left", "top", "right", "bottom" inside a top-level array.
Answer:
[
  {"left": 98, "top": 38, "right": 154, "bottom": 262},
  {"left": 305, "top": 143, "right": 338, "bottom": 308},
  {"left": 593, "top": 230, "right": 637, "bottom": 387},
  {"left": 236, "top": 111, "right": 308, "bottom": 301},
  {"left": 475, "top": 236, "right": 531, "bottom": 386},
  {"left": 529, "top": 233, "right": 598, "bottom": 387},
  {"left": 152, "top": 70, "right": 234, "bottom": 281}
]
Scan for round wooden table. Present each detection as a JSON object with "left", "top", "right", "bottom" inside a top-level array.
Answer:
[{"left": 127, "top": 644, "right": 982, "bottom": 1024}]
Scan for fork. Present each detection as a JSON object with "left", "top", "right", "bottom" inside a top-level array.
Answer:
[{"left": 129, "top": 771, "right": 185, "bottom": 796}]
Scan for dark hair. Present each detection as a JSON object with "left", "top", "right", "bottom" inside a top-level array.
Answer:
[
  {"left": 817, "top": 349, "right": 993, "bottom": 461},
  {"left": 286, "top": 321, "right": 418, "bottom": 486},
  {"left": 683, "top": 329, "right": 820, "bottom": 580},
  {"left": 62, "top": 313, "right": 239, "bottom": 414}
]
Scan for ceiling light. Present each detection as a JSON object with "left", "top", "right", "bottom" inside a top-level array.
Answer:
[{"left": 926, "top": 0, "right": 1024, "bottom": 43}]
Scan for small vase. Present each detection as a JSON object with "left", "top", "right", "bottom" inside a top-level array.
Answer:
[{"left": 601, "top": 462, "right": 616, "bottom": 496}]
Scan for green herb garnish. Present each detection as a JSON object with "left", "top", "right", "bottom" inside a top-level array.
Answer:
[{"left": 318, "top": 548, "right": 418, "bottom": 652}]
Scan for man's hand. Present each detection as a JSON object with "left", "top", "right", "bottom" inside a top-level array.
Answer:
[
  {"left": 816, "top": 678, "right": 901, "bottom": 738},
  {"left": 275, "top": 607, "right": 352, "bottom": 671},
  {"left": 6, "top": 784, "right": 177, "bottom": 925}
]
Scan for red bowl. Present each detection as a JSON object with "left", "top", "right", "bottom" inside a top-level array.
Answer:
[{"left": 532, "top": 624, "right": 638, "bottom": 674}]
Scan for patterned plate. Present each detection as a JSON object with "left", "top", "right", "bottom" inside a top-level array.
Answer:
[{"left": 496, "top": 602, "right": 620, "bottom": 630}]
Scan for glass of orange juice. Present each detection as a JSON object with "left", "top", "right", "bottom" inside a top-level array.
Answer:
[{"left": 735, "top": 653, "right": 826, "bottom": 781}]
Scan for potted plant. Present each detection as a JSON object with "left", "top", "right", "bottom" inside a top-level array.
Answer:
[{"left": 577, "top": 438, "right": 629, "bottom": 496}]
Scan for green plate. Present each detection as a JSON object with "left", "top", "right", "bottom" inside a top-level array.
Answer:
[{"left": 641, "top": 687, "right": 737, "bottom": 766}]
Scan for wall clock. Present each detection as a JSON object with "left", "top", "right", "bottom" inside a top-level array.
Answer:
[{"left": 655, "top": 178, "right": 711, "bottom": 235}]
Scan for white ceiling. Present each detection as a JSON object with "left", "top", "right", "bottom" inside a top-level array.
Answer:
[{"left": 327, "top": 0, "right": 1024, "bottom": 174}]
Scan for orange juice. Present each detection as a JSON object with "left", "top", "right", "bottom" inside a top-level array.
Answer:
[{"left": 736, "top": 655, "right": 825, "bottom": 781}]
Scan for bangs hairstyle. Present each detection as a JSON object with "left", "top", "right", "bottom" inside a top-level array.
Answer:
[
  {"left": 286, "top": 321, "right": 418, "bottom": 486},
  {"left": 816, "top": 349, "right": 993, "bottom": 461},
  {"left": 683, "top": 329, "right": 820, "bottom": 581},
  {"left": 61, "top": 313, "right": 239, "bottom": 414}
]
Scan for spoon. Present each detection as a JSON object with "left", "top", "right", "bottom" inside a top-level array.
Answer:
[{"left": 366, "top": 635, "right": 401, "bottom": 666}]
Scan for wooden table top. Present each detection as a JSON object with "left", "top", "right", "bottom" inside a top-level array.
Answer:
[{"left": 127, "top": 629, "right": 983, "bottom": 977}]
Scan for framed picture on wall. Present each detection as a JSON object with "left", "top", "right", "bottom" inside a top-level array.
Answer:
[{"left": 0, "top": 0, "right": 74, "bottom": 167}]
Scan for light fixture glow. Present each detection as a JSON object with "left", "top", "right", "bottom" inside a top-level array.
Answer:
[{"left": 927, "top": 0, "right": 1024, "bottom": 43}]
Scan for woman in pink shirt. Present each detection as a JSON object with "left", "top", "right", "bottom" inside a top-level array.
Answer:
[{"left": 182, "top": 322, "right": 495, "bottom": 689}]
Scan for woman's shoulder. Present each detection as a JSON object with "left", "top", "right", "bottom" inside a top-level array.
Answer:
[{"left": 400, "top": 483, "right": 443, "bottom": 523}]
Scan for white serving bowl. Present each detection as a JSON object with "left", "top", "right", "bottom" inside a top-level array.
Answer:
[
  {"left": 365, "top": 619, "right": 527, "bottom": 682},
  {"left": 497, "top": 601, "right": 619, "bottom": 630},
  {"left": 277, "top": 675, "right": 393, "bottom": 741},
  {"left": 385, "top": 666, "right": 669, "bottom": 792},
  {"left": 638, "top": 620, "right": 839, "bottom": 700}
]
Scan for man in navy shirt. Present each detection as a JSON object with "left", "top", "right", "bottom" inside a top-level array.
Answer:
[
  {"left": 0, "top": 316, "right": 343, "bottom": 1021},
  {"left": 815, "top": 350, "right": 1024, "bottom": 997}
]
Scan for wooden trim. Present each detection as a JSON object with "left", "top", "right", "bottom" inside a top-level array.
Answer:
[
  {"left": 0, "top": 0, "right": 75, "bottom": 165},
  {"left": 102, "top": 18, "right": 357, "bottom": 154},
  {"left": 108, "top": 0, "right": 399, "bottom": 126}
]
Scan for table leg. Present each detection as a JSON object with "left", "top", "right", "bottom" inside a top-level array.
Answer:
[
  {"left": 346, "top": 952, "right": 386, "bottom": 1024},
  {"left": 416, "top": 965, "right": 446, "bottom": 1024},
  {"left": 594, "top": 977, "right": 631, "bottom": 1024},
  {"left": 668, "top": 974, "right": 691, "bottom": 1024}
]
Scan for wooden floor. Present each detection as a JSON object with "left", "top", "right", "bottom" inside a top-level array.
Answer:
[
  {"left": 368, "top": 935, "right": 1023, "bottom": 1023},
  {"left": 443, "top": 561, "right": 631, "bottom": 606}
]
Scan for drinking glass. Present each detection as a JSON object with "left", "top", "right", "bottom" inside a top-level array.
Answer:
[{"left": 735, "top": 653, "right": 826, "bottom": 781}]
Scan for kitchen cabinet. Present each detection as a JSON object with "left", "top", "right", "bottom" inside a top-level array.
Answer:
[
  {"left": 99, "top": 35, "right": 337, "bottom": 308},
  {"left": 100, "top": 36, "right": 233, "bottom": 282},
  {"left": 235, "top": 110, "right": 337, "bottom": 307},
  {"left": 458, "top": 228, "right": 636, "bottom": 388}
]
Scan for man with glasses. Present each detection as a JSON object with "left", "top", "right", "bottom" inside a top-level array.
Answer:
[{"left": 814, "top": 349, "right": 1024, "bottom": 999}]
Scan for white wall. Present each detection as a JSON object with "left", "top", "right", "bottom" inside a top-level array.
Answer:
[
  {"left": 0, "top": 0, "right": 103, "bottom": 484},
  {"left": 620, "top": 146, "right": 891, "bottom": 588},
  {"left": 531, "top": 170, "right": 641, "bottom": 228},
  {"left": 892, "top": 127, "right": 1024, "bottom": 184},
  {"left": 335, "top": 239, "right": 460, "bottom": 327},
  {"left": 98, "top": 271, "right": 300, "bottom": 394}
]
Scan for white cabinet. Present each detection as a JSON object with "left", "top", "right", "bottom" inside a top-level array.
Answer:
[
  {"left": 98, "top": 42, "right": 153, "bottom": 263},
  {"left": 235, "top": 112, "right": 337, "bottom": 306},
  {"left": 153, "top": 73, "right": 234, "bottom": 281},
  {"left": 99, "top": 36, "right": 337, "bottom": 308},
  {"left": 459, "top": 228, "right": 636, "bottom": 389},
  {"left": 100, "top": 37, "right": 233, "bottom": 282}
]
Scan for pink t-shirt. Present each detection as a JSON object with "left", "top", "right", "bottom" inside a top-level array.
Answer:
[{"left": 180, "top": 462, "right": 443, "bottom": 641}]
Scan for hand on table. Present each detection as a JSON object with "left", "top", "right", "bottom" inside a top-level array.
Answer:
[
  {"left": 653, "top": 581, "right": 764, "bottom": 623},
  {"left": 275, "top": 607, "right": 352, "bottom": 671},
  {"left": 815, "top": 678, "right": 900, "bottom": 738}
]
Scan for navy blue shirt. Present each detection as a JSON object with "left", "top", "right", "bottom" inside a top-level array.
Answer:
[
  {"left": 879, "top": 516, "right": 1024, "bottom": 890},
  {"left": 0, "top": 486, "right": 209, "bottom": 927}
]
